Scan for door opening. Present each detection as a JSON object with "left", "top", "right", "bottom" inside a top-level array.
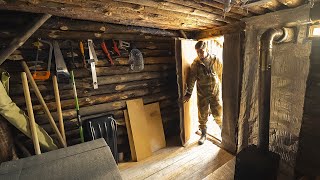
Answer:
[
  {"left": 204, "top": 36, "right": 224, "bottom": 142},
  {"left": 176, "top": 36, "right": 224, "bottom": 146}
]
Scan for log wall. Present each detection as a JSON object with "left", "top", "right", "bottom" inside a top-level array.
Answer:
[{"left": 0, "top": 16, "right": 180, "bottom": 159}]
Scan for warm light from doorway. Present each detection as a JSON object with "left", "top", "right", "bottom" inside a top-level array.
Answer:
[{"left": 310, "top": 25, "right": 320, "bottom": 37}]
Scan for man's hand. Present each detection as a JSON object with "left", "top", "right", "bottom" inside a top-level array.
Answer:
[{"left": 183, "top": 94, "right": 191, "bottom": 103}]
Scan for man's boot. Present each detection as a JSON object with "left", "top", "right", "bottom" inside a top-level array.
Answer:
[{"left": 198, "top": 128, "right": 207, "bottom": 145}]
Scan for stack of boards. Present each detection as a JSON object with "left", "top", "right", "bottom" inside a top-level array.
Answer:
[{"left": 124, "top": 99, "right": 166, "bottom": 161}]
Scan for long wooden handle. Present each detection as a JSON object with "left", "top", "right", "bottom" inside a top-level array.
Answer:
[
  {"left": 52, "top": 75, "right": 66, "bottom": 143},
  {"left": 21, "top": 72, "right": 41, "bottom": 155},
  {"left": 21, "top": 61, "right": 67, "bottom": 148}
]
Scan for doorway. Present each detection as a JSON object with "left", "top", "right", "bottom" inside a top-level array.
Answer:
[
  {"left": 175, "top": 36, "right": 224, "bottom": 146},
  {"left": 203, "top": 37, "right": 224, "bottom": 142}
]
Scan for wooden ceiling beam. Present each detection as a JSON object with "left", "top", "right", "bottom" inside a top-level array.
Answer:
[
  {"left": 41, "top": 18, "right": 181, "bottom": 37},
  {"left": 192, "top": 0, "right": 254, "bottom": 16},
  {"left": 276, "top": 0, "right": 305, "bottom": 7},
  {"left": 194, "top": 22, "right": 245, "bottom": 39},
  {"left": 165, "top": 0, "right": 247, "bottom": 19},
  {"left": 0, "top": 1, "right": 220, "bottom": 31},
  {"left": 113, "top": 0, "right": 238, "bottom": 24},
  {"left": 198, "top": 0, "right": 267, "bottom": 15}
]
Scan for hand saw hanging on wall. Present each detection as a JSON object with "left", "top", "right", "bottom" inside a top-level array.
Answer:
[
  {"left": 53, "top": 41, "right": 70, "bottom": 83},
  {"left": 87, "top": 39, "right": 98, "bottom": 89}
]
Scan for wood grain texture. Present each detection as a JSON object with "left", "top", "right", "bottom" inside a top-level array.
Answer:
[
  {"left": 126, "top": 99, "right": 152, "bottom": 161},
  {"left": 123, "top": 110, "right": 137, "bottom": 161},
  {"left": 119, "top": 141, "right": 234, "bottom": 180},
  {"left": 144, "top": 102, "right": 166, "bottom": 152}
]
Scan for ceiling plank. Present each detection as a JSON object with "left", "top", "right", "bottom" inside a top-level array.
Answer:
[
  {"left": 113, "top": 0, "right": 238, "bottom": 24},
  {"left": 199, "top": 0, "right": 267, "bottom": 14},
  {"left": 193, "top": 0, "right": 254, "bottom": 16},
  {"left": 165, "top": 0, "right": 247, "bottom": 19},
  {"left": 276, "top": 0, "right": 305, "bottom": 7},
  {"left": 195, "top": 22, "right": 245, "bottom": 39},
  {"left": 0, "top": 0, "right": 220, "bottom": 30}
]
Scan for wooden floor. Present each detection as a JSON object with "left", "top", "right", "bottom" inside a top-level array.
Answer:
[{"left": 118, "top": 139, "right": 234, "bottom": 180}]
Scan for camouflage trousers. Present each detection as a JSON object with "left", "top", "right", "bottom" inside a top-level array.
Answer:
[{"left": 197, "top": 84, "right": 222, "bottom": 130}]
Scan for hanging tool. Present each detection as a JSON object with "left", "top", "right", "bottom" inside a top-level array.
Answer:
[
  {"left": 21, "top": 72, "right": 41, "bottom": 155},
  {"left": 71, "top": 71, "right": 84, "bottom": 143},
  {"left": 101, "top": 41, "right": 114, "bottom": 65},
  {"left": 32, "top": 39, "right": 53, "bottom": 80},
  {"left": 129, "top": 47, "right": 144, "bottom": 71},
  {"left": 68, "top": 40, "right": 84, "bottom": 142},
  {"left": 118, "top": 40, "right": 130, "bottom": 50},
  {"left": 88, "top": 39, "right": 98, "bottom": 89},
  {"left": 32, "top": 40, "right": 41, "bottom": 74},
  {"left": 112, "top": 40, "right": 121, "bottom": 56},
  {"left": 79, "top": 41, "right": 87, "bottom": 68},
  {"left": 53, "top": 41, "right": 70, "bottom": 83}
]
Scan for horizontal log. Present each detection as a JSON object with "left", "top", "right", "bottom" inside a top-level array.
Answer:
[
  {"left": 73, "top": 64, "right": 175, "bottom": 78},
  {"left": 0, "top": 39, "right": 175, "bottom": 51},
  {"left": 34, "top": 91, "right": 178, "bottom": 124},
  {"left": 0, "top": 1, "right": 212, "bottom": 30},
  {"left": 8, "top": 63, "right": 174, "bottom": 84},
  {"left": 42, "top": 17, "right": 180, "bottom": 37},
  {"left": 9, "top": 65, "right": 174, "bottom": 96},
  {"left": 3, "top": 56, "right": 176, "bottom": 76},
  {"left": 0, "top": 29, "right": 174, "bottom": 42},
  {"left": 32, "top": 87, "right": 168, "bottom": 113},
  {"left": 12, "top": 78, "right": 169, "bottom": 105},
  {"left": 76, "top": 71, "right": 171, "bottom": 88},
  {"left": 15, "top": 49, "right": 173, "bottom": 65}
]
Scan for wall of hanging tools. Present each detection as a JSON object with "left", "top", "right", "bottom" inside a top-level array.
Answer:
[{"left": 0, "top": 14, "right": 180, "bottom": 159}]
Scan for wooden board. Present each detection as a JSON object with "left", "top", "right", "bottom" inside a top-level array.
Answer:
[
  {"left": 123, "top": 110, "right": 137, "bottom": 161},
  {"left": 144, "top": 102, "right": 166, "bottom": 152},
  {"left": 126, "top": 99, "right": 152, "bottom": 161},
  {"left": 175, "top": 39, "right": 198, "bottom": 145}
]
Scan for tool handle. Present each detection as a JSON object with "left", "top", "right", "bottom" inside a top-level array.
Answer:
[
  {"left": 79, "top": 41, "right": 86, "bottom": 67},
  {"left": 21, "top": 61, "right": 67, "bottom": 148},
  {"left": 53, "top": 75, "right": 66, "bottom": 143},
  {"left": 32, "top": 71, "right": 50, "bottom": 80},
  {"left": 112, "top": 40, "right": 121, "bottom": 56},
  {"left": 21, "top": 72, "right": 41, "bottom": 155},
  {"left": 101, "top": 42, "right": 114, "bottom": 65}
]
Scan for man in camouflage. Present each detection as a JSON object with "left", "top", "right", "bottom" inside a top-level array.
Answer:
[{"left": 183, "top": 41, "right": 223, "bottom": 145}]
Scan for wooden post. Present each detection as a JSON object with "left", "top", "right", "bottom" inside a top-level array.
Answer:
[
  {"left": 53, "top": 75, "right": 66, "bottom": 142},
  {"left": 21, "top": 61, "right": 67, "bottom": 148},
  {"left": 0, "top": 14, "right": 51, "bottom": 65},
  {"left": 21, "top": 72, "right": 41, "bottom": 155}
]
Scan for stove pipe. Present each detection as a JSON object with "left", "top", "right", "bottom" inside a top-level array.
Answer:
[{"left": 258, "top": 27, "right": 294, "bottom": 152}]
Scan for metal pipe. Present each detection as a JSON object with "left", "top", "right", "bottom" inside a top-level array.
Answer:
[
  {"left": 0, "top": 14, "right": 51, "bottom": 66},
  {"left": 258, "top": 28, "right": 284, "bottom": 152}
]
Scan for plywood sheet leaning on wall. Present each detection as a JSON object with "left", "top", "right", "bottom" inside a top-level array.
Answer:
[
  {"left": 144, "top": 102, "right": 166, "bottom": 152},
  {"left": 126, "top": 99, "right": 152, "bottom": 161},
  {"left": 123, "top": 109, "right": 137, "bottom": 161}
]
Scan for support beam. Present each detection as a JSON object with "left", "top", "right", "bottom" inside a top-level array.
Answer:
[
  {"left": 0, "top": 13, "right": 51, "bottom": 66},
  {"left": 195, "top": 22, "right": 245, "bottom": 39}
]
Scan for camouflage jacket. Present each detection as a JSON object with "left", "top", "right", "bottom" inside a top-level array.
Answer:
[{"left": 186, "top": 54, "right": 222, "bottom": 96}]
